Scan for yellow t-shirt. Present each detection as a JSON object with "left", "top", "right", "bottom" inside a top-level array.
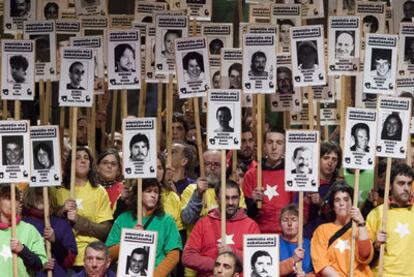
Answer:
[
  {"left": 161, "top": 188, "right": 184, "bottom": 230},
  {"left": 51, "top": 181, "right": 113, "bottom": 266}
]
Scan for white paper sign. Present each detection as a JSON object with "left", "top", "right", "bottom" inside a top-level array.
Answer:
[
  {"left": 270, "top": 4, "right": 301, "bottom": 53},
  {"left": 376, "top": 96, "right": 411, "bottom": 159},
  {"left": 285, "top": 130, "right": 319, "bottom": 192},
  {"left": 1, "top": 39, "right": 35, "bottom": 100},
  {"left": 343, "top": 108, "right": 377, "bottom": 170},
  {"left": 243, "top": 234, "right": 279, "bottom": 277},
  {"left": 0, "top": 120, "right": 31, "bottom": 183},
  {"left": 4, "top": 0, "right": 37, "bottom": 33},
  {"left": 181, "top": 0, "right": 212, "bottom": 21},
  {"left": 122, "top": 118, "right": 157, "bottom": 179},
  {"left": 29, "top": 125, "right": 61, "bottom": 187}
]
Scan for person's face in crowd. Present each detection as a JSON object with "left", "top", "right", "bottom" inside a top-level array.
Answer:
[
  {"left": 217, "top": 110, "right": 231, "bottom": 127},
  {"left": 172, "top": 122, "right": 186, "bottom": 141},
  {"left": 84, "top": 247, "right": 111, "bottom": 277},
  {"left": 217, "top": 187, "right": 240, "bottom": 218},
  {"left": 186, "top": 128, "right": 197, "bottom": 143},
  {"left": 5, "top": 142, "right": 22, "bottom": 164},
  {"left": 131, "top": 141, "right": 149, "bottom": 161},
  {"left": 391, "top": 174, "right": 412, "bottom": 206},
  {"left": 33, "top": 189, "right": 44, "bottom": 210},
  {"left": 45, "top": 5, "right": 58, "bottom": 19},
  {"left": 11, "top": 65, "right": 26, "bottom": 83},
  {"left": 130, "top": 253, "right": 145, "bottom": 274},
  {"left": 335, "top": 33, "right": 354, "bottom": 59},
  {"left": 204, "top": 151, "right": 221, "bottom": 185},
  {"left": 333, "top": 191, "right": 352, "bottom": 219},
  {"left": 142, "top": 185, "right": 159, "bottom": 210},
  {"left": 15, "top": 0, "right": 29, "bottom": 16},
  {"left": 213, "top": 254, "right": 240, "bottom": 277},
  {"left": 119, "top": 47, "right": 135, "bottom": 72},
  {"left": 75, "top": 150, "right": 90, "bottom": 178},
  {"left": 280, "top": 24, "right": 291, "bottom": 45},
  {"left": 239, "top": 131, "right": 255, "bottom": 159},
  {"left": 252, "top": 255, "right": 272, "bottom": 277},
  {"left": 97, "top": 154, "right": 119, "bottom": 182},
  {"left": 156, "top": 158, "right": 164, "bottom": 183},
  {"left": 252, "top": 55, "right": 266, "bottom": 74},
  {"left": 320, "top": 151, "right": 338, "bottom": 180},
  {"left": 213, "top": 74, "right": 221, "bottom": 89},
  {"left": 298, "top": 45, "right": 316, "bottom": 69},
  {"left": 77, "top": 118, "right": 88, "bottom": 145},
  {"left": 0, "top": 195, "right": 16, "bottom": 221},
  {"left": 355, "top": 128, "right": 368, "bottom": 150},
  {"left": 171, "top": 143, "right": 186, "bottom": 170},
  {"left": 293, "top": 149, "right": 311, "bottom": 174},
  {"left": 69, "top": 63, "right": 84, "bottom": 87},
  {"left": 375, "top": 58, "right": 390, "bottom": 77},
  {"left": 187, "top": 58, "right": 201, "bottom": 79},
  {"left": 164, "top": 32, "right": 179, "bottom": 55},
  {"left": 277, "top": 70, "right": 293, "bottom": 94},
  {"left": 385, "top": 117, "right": 399, "bottom": 137},
  {"left": 280, "top": 212, "right": 299, "bottom": 238},
  {"left": 264, "top": 132, "right": 285, "bottom": 165},
  {"left": 229, "top": 69, "right": 241, "bottom": 89},
  {"left": 405, "top": 2, "right": 414, "bottom": 18},
  {"left": 37, "top": 148, "right": 51, "bottom": 168}
]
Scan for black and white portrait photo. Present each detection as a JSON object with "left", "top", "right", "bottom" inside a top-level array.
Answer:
[
  {"left": 32, "top": 140, "right": 54, "bottom": 170},
  {"left": 43, "top": 2, "right": 59, "bottom": 20},
  {"left": 381, "top": 112, "right": 403, "bottom": 141},
  {"left": 277, "top": 66, "right": 293, "bottom": 95},
  {"left": 335, "top": 31, "right": 355, "bottom": 59},
  {"left": 114, "top": 43, "right": 136, "bottom": 73},
  {"left": 291, "top": 146, "right": 312, "bottom": 174},
  {"left": 212, "top": 70, "right": 221, "bottom": 89},
  {"left": 350, "top": 123, "right": 370, "bottom": 152},
  {"left": 228, "top": 63, "right": 242, "bottom": 89},
  {"left": 126, "top": 247, "right": 149, "bottom": 276},
  {"left": 214, "top": 106, "right": 234, "bottom": 133},
  {"left": 66, "top": 61, "right": 85, "bottom": 90},
  {"left": 182, "top": 51, "right": 205, "bottom": 82},
  {"left": 32, "top": 35, "right": 51, "bottom": 63},
  {"left": 129, "top": 133, "right": 150, "bottom": 162},
  {"left": 248, "top": 51, "right": 268, "bottom": 77},
  {"left": 297, "top": 40, "right": 318, "bottom": 70},
  {"left": 9, "top": 55, "right": 28, "bottom": 84},
  {"left": 2, "top": 135, "right": 24, "bottom": 166},
  {"left": 404, "top": 37, "right": 414, "bottom": 65},
  {"left": 161, "top": 30, "right": 182, "bottom": 60},
  {"left": 362, "top": 15, "right": 379, "bottom": 37},
  {"left": 250, "top": 250, "right": 273, "bottom": 277},
  {"left": 209, "top": 38, "right": 224, "bottom": 55},
  {"left": 370, "top": 48, "right": 392, "bottom": 78},
  {"left": 244, "top": 234, "right": 279, "bottom": 277},
  {"left": 278, "top": 19, "right": 295, "bottom": 53},
  {"left": 10, "top": 0, "right": 31, "bottom": 17}
]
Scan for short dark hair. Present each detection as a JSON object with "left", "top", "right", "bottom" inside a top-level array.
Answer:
[
  {"left": 351, "top": 123, "right": 370, "bottom": 141},
  {"left": 216, "top": 106, "right": 232, "bottom": 119},
  {"left": 278, "top": 19, "right": 294, "bottom": 27},
  {"left": 85, "top": 241, "right": 109, "bottom": 258},
  {"left": 164, "top": 30, "right": 181, "bottom": 41},
  {"left": 251, "top": 51, "right": 266, "bottom": 65},
  {"left": 228, "top": 63, "right": 242, "bottom": 76},
  {"left": 0, "top": 184, "right": 20, "bottom": 201},
  {"left": 320, "top": 141, "right": 342, "bottom": 172},
  {"left": 97, "top": 148, "right": 122, "bottom": 182},
  {"left": 250, "top": 250, "right": 272, "bottom": 268},
  {"left": 131, "top": 247, "right": 148, "bottom": 259},
  {"left": 264, "top": 127, "right": 285, "bottom": 142},
  {"left": 114, "top": 43, "right": 135, "bottom": 62},
  {"left": 62, "top": 146, "right": 97, "bottom": 189},
  {"left": 363, "top": 15, "right": 379, "bottom": 33},
  {"left": 69, "top": 61, "right": 83, "bottom": 73},
  {"left": 292, "top": 146, "right": 309, "bottom": 159},
  {"left": 390, "top": 163, "right": 414, "bottom": 187},
  {"left": 216, "top": 251, "right": 242, "bottom": 273},
  {"left": 172, "top": 113, "right": 189, "bottom": 132},
  {"left": 183, "top": 51, "right": 204, "bottom": 72},
  {"left": 128, "top": 178, "right": 164, "bottom": 216},
  {"left": 172, "top": 140, "right": 196, "bottom": 178},
  {"left": 327, "top": 181, "right": 354, "bottom": 211},
  {"left": 277, "top": 66, "right": 291, "bottom": 76},
  {"left": 214, "top": 179, "right": 241, "bottom": 199},
  {"left": 10, "top": 55, "right": 28, "bottom": 70},
  {"left": 129, "top": 133, "right": 149, "bottom": 150},
  {"left": 34, "top": 142, "right": 53, "bottom": 168}
]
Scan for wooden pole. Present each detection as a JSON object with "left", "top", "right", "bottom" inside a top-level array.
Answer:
[
  {"left": 59, "top": 107, "right": 65, "bottom": 165},
  {"left": 339, "top": 77, "right": 347, "bottom": 150},
  {"left": 90, "top": 96, "right": 96, "bottom": 157},
  {"left": 256, "top": 94, "right": 263, "bottom": 209},
  {"left": 138, "top": 79, "right": 147, "bottom": 117},
  {"left": 378, "top": 157, "right": 392, "bottom": 276},
  {"left": 121, "top": 89, "right": 128, "bottom": 119},
  {"left": 70, "top": 107, "right": 78, "bottom": 198},
  {"left": 283, "top": 111, "right": 290, "bottom": 130},
  {"left": 110, "top": 91, "right": 118, "bottom": 146},
  {"left": 156, "top": 82, "right": 163, "bottom": 154},
  {"left": 349, "top": 169, "right": 360, "bottom": 276},
  {"left": 232, "top": 150, "right": 237, "bottom": 180},
  {"left": 221, "top": 150, "right": 227, "bottom": 244},
  {"left": 194, "top": 97, "right": 205, "bottom": 176},
  {"left": 39, "top": 79, "right": 45, "bottom": 123},
  {"left": 2, "top": 100, "right": 7, "bottom": 120},
  {"left": 166, "top": 76, "right": 174, "bottom": 168},
  {"left": 137, "top": 178, "right": 143, "bottom": 225},
  {"left": 45, "top": 79, "right": 52, "bottom": 124}
]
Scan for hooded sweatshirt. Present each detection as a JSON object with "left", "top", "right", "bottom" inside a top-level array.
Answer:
[{"left": 182, "top": 208, "right": 260, "bottom": 277}]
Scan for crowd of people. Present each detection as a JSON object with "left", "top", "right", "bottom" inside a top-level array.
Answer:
[{"left": 1, "top": 110, "right": 414, "bottom": 277}]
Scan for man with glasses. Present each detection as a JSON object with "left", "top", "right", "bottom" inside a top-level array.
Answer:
[{"left": 67, "top": 61, "right": 85, "bottom": 90}]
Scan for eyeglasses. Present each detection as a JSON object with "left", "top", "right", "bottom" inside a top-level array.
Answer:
[{"left": 205, "top": 161, "right": 220, "bottom": 168}]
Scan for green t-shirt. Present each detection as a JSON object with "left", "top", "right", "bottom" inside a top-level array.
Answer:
[
  {"left": 106, "top": 211, "right": 182, "bottom": 267},
  {"left": 0, "top": 221, "right": 48, "bottom": 277},
  {"left": 343, "top": 168, "right": 374, "bottom": 204}
]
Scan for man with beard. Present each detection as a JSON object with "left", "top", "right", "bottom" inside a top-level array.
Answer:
[
  {"left": 181, "top": 150, "right": 247, "bottom": 226},
  {"left": 248, "top": 51, "right": 268, "bottom": 77},
  {"left": 291, "top": 146, "right": 312, "bottom": 174},
  {"left": 277, "top": 67, "right": 293, "bottom": 95},
  {"left": 213, "top": 251, "right": 242, "bottom": 277},
  {"left": 250, "top": 251, "right": 273, "bottom": 277},
  {"left": 242, "top": 128, "right": 294, "bottom": 233},
  {"left": 367, "top": 163, "right": 414, "bottom": 276},
  {"left": 182, "top": 180, "right": 260, "bottom": 277},
  {"left": 237, "top": 126, "right": 256, "bottom": 169}
]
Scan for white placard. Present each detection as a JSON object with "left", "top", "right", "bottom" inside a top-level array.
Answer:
[
  {"left": 24, "top": 20, "right": 57, "bottom": 81},
  {"left": 328, "top": 16, "right": 360, "bottom": 76},
  {"left": 290, "top": 103, "right": 318, "bottom": 126},
  {"left": 134, "top": 1, "right": 167, "bottom": 23},
  {"left": 356, "top": 2, "right": 386, "bottom": 38},
  {"left": 144, "top": 23, "right": 167, "bottom": 83},
  {"left": 175, "top": 36, "right": 210, "bottom": 98},
  {"left": 285, "top": 130, "right": 319, "bottom": 192},
  {"left": 290, "top": 25, "right": 326, "bottom": 87},
  {"left": 242, "top": 33, "right": 277, "bottom": 94},
  {"left": 37, "top": 0, "right": 66, "bottom": 20},
  {"left": 155, "top": 14, "right": 188, "bottom": 75},
  {"left": 207, "top": 90, "right": 241, "bottom": 150},
  {"left": 363, "top": 34, "right": 398, "bottom": 95},
  {"left": 343, "top": 108, "right": 377, "bottom": 170},
  {"left": 56, "top": 19, "right": 81, "bottom": 80},
  {"left": 58, "top": 47, "right": 94, "bottom": 107},
  {"left": 201, "top": 22, "right": 233, "bottom": 68},
  {"left": 243, "top": 234, "right": 279, "bottom": 277},
  {"left": 75, "top": 0, "right": 106, "bottom": 16},
  {"left": 270, "top": 4, "right": 301, "bottom": 53},
  {"left": 0, "top": 120, "right": 31, "bottom": 183},
  {"left": 118, "top": 229, "right": 157, "bottom": 277},
  {"left": 29, "top": 125, "right": 61, "bottom": 186},
  {"left": 81, "top": 16, "right": 108, "bottom": 66},
  {"left": 397, "top": 23, "right": 414, "bottom": 77},
  {"left": 249, "top": 4, "right": 271, "bottom": 23},
  {"left": 376, "top": 95, "right": 411, "bottom": 159},
  {"left": 181, "top": 0, "right": 212, "bottom": 21},
  {"left": 3, "top": 0, "right": 37, "bottom": 34},
  {"left": 122, "top": 118, "right": 157, "bottom": 179},
  {"left": 297, "top": 0, "right": 324, "bottom": 19},
  {"left": 1, "top": 39, "right": 35, "bottom": 100},
  {"left": 107, "top": 29, "right": 141, "bottom": 90}
]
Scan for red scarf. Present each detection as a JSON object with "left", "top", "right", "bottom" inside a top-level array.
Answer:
[{"left": 0, "top": 215, "right": 21, "bottom": 230}]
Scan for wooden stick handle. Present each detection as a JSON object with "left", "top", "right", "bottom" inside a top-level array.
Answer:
[
  {"left": 137, "top": 178, "right": 143, "bottom": 225},
  {"left": 156, "top": 82, "right": 163, "bottom": 154},
  {"left": 43, "top": 187, "right": 52, "bottom": 277},
  {"left": 221, "top": 150, "right": 227, "bottom": 244},
  {"left": 349, "top": 169, "right": 360, "bottom": 276},
  {"left": 138, "top": 79, "right": 147, "bottom": 118},
  {"left": 110, "top": 91, "right": 118, "bottom": 147},
  {"left": 194, "top": 97, "right": 205, "bottom": 177},
  {"left": 166, "top": 76, "right": 173, "bottom": 168},
  {"left": 256, "top": 94, "right": 263, "bottom": 209},
  {"left": 70, "top": 107, "right": 78, "bottom": 199},
  {"left": 121, "top": 89, "right": 128, "bottom": 119}
]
